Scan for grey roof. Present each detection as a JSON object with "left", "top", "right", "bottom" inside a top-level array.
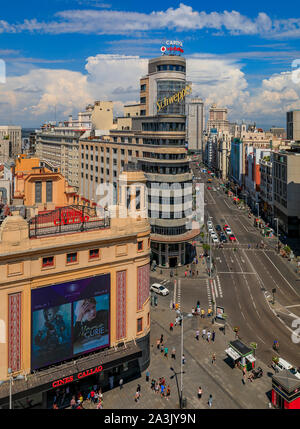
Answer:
[
  {"left": 230, "top": 340, "right": 252, "bottom": 356},
  {"left": 273, "top": 370, "right": 300, "bottom": 393}
]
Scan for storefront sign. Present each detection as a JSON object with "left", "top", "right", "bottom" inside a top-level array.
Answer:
[
  {"left": 156, "top": 84, "right": 192, "bottom": 112},
  {"left": 52, "top": 365, "right": 103, "bottom": 388}
]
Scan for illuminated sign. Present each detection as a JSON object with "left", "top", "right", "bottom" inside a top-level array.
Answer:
[
  {"left": 161, "top": 40, "right": 184, "bottom": 55},
  {"left": 156, "top": 84, "right": 192, "bottom": 112},
  {"left": 53, "top": 214, "right": 89, "bottom": 226},
  {"left": 52, "top": 365, "right": 103, "bottom": 388}
]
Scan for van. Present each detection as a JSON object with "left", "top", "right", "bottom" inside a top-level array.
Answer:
[{"left": 274, "top": 358, "right": 293, "bottom": 372}]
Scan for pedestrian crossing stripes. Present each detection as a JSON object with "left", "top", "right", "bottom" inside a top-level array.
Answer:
[
  {"left": 177, "top": 280, "right": 181, "bottom": 310},
  {"left": 216, "top": 275, "right": 223, "bottom": 298},
  {"left": 206, "top": 279, "right": 212, "bottom": 309},
  {"left": 213, "top": 279, "right": 218, "bottom": 298}
]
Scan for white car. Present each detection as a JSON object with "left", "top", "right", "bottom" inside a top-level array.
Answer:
[
  {"left": 210, "top": 231, "right": 217, "bottom": 238},
  {"left": 150, "top": 283, "right": 169, "bottom": 296},
  {"left": 273, "top": 358, "right": 293, "bottom": 373},
  {"left": 207, "top": 220, "right": 213, "bottom": 228},
  {"left": 225, "top": 228, "right": 233, "bottom": 235},
  {"left": 212, "top": 236, "right": 219, "bottom": 244},
  {"left": 208, "top": 226, "right": 214, "bottom": 233},
  {"left": 289, "top": 367, "right": 300, "bottom": 379}
]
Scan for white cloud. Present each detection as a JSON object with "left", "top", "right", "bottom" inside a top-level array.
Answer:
[
  {"left": 0, "top": 53, "right": 299, "bottom": 127},
  {"left": 0, "top": 4, "right": 299, "bottom": 38}
]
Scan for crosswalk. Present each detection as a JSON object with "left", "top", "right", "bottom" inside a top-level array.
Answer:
[
  {"left": 206, "top": 279, "right": 212, "bottom": 309},
  {"left": 216, "top": 275, "right": 223, "bottom": 298}
]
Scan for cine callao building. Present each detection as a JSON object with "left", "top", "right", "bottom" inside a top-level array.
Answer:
[{"left": 0, "top": 170, "right": 151, "bottom": 408}]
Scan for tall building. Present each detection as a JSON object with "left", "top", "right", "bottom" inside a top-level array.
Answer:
[
  {"left": 187, "top": 98, "right": 204, "bottom": 153},
  {"left": 287, "top": 110, "right": 300, "bottom": 142},
  {"left": 273, "top": 145, "right": 300, "bottom": 237},
  {"left": 0, "top": 125, "right": 22, "bottom": 163},
  {"left": 80, "top": 54, "right": 199, "bottom": 267},
  {"left": 206, "top": 104, "right": 230, "bottom": 133},
  {"left": 0, "top": 169, "right": 151, "bottom": 408}
]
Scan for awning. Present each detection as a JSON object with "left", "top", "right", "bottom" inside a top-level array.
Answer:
[
  {"left": 246, "top": 354, "right": 256, "bottom": 363},
  {"left": 225, "top": 347, "right": 240, "bottom": 361}
]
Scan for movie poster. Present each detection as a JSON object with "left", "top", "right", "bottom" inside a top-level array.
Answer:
[{"left": 31, "top": 274, "right": 110, "bottom": 370}]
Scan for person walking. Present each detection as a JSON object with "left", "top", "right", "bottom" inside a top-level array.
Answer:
[
  {"left": 135, "top": 391, "right": 140, "bottom": 403},
  {"left": 160, "top": 334, "right": 163, "bottom": 344},
  {"left": 164, "top": 346, "right": 168, "bottom": 358},
  {"left": 137, "top": 384, "right": 141, "bottom": 393},
  {"left": 169, "top": 322, "right": 174, "bottom": 331},
  {"left": 156, "top": 339, "right": 160, "bottom": 350},
  {"left": 160, "top": 343, "right": 164, "bottom": 354},
  {"left": 151, "top": 379, "right": 155, "bottom": 390},
  {"left": 171, "top": 347, "right": 176, "bottom": 359},
  {"left": 198, "top": 386, "right": 202, "bottom": 399},
  {"left": 212, "top": 330, "right": 215, "bottom": 342},
  {"left": 212, "top": 353, "right": 216, "bottom": 364},
  {"left": 119, "top": 378, "right": 123, "bottom": 390},
  {"left": 202, "top": 328, "right": 206, "bottom": 339},
  {"left": 155, "top": 381, "right": 159, "bottom": 394},
  {"left": 146, "top": 370, "right": 150, "bottom": 382},
  {"left": 208, "top": 394, "right": 213, "bottom": 408},
  {"left": 160, "top": 384, "right": 165, "bottom": 398},
  {"left": 195, "top": 330, "right": 200, "bottom": 341},
  {"left": 182, "top": 354, "right": 186, "bottom": 365},
  {"left": 166, "top": 385, "right": 171, "bottom": 400},
  {"left": 207, "top": 330, "right": 211, "bottom": 343}
]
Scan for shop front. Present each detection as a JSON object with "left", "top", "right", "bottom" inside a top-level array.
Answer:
[
  {"left": 272, "top": 370, "right": 300, "bottom": 409},
  {"left": 225, "top": 340, "right": 256, "bottom": 371},
  {"left": 0, "top": 341, "right": 142, "bottom": 409}
]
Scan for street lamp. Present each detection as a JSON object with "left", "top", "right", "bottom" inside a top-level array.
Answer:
[
  {"left": 256, "top": 202, "right": 259, "bottom": 219},
  {"left": 274, "top": 217, "right": 279, "bottom": 253},
  {"left": 0, "top": 369, "right": 25, "bottom": 409}
]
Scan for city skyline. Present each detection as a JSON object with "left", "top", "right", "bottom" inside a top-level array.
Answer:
[{"left": 0, "top": 1, "right": 299, "bottom": 128}]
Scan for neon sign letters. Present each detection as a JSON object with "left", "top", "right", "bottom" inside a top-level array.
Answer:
[{"left": 52, "top": 365, "right": 103, "bottom": 388}]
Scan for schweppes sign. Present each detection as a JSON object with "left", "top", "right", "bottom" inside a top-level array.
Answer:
[{"left": 156, "top": 84, "right": 192, "bottom": 113}]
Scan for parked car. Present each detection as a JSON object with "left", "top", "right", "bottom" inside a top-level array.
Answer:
[
  {"left": 223, "top": 224, "right": 229, "bottom": 231},
  {"left": 216, "top": 225, "right": 221, "bottom": 232},
  {"left": 150, "top": 283, "right": 169, "bottom": 296},
  {"left": 272, "top": 358, "right": 293, "bottom": 373},
  {"left": 220, "top": 233, "right": 228, "bottom": 243},
  {"left": 207, "top": 186, "right": 212, "bottom": 190},
  {"left": 289, "top": 367, "right": 300, "bottom": 379},
  {"left": 212, "top": 236, "right": 219, "bottom": 244},
  {"left": 229, "top": 234, "right": 236, "bottom": 242},
  {"left": 225, "top": 228, "right": 233, "bottom": 235},
  {"left": 207, "top": 220, "right": 213, "bottom": 227},
  {"left": 211, "top": 232, "right": 218, "bottom": 239}
]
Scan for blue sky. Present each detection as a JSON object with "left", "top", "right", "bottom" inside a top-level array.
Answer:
[{"left": 0, "top": 1, "right": 300, "bottom": 128}]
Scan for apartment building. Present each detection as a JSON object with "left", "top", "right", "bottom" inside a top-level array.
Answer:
[
  {"left": 287, "top": 110, "right": 300, "bottom": 142},
  {"left": 206, "top": 104, "right": 230, "bottom": 133},
  {"left": 187, "top": 98, "right": 204, "bottom": 152},
  {"left": 260, "top": 155, "right": 274, "bottom": 223}
]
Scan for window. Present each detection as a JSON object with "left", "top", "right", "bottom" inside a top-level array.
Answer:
[
  {"left": 141, "top": 84, "right": 146, "bottom": 91},
  {"left": 147, "top": 312, "right": 150, "bottom": 326},
  {"left": 35, "top": 181, "right": 42, "bottom": 203},
  {"left": 137, "top": 241, "right": 143, "bottom": 251},
  {"left": 140, "top": 97, "right": 146, "bottom": 104},
  {"left": 67, "top": 252, "right": 77, "bottom": 263},
  {"left": 46, "top": 181, "right": 53, "bottom": 203},
  {"left": 42, "top": 256, "right": 54, "bottom": 268},
  {"left": 137, "top": 318, "right": 143, "bottom": 333},
  {"left": 89, "top": 249, "right": 99, "bottom": 259}
]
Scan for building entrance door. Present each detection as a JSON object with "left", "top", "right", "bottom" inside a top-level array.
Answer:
[{"left": 169, "top": 257, "right": 177, "bottom": 268}]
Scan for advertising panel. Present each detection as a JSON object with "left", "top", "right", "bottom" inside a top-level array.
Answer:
[
  {"left": 216, "top": 306, "right": 225, "bottom": 319},
  {"left": 31, "top": 274, "right": 110, "bottom": 370}
]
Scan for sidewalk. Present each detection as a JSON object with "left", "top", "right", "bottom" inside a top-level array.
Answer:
[{"left": 81, "top": 296, "right": 273, "bottom": 410}]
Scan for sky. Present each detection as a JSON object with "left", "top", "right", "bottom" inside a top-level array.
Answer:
[{"left": 0, "top": 0, "right": 300, "bottom": 129}]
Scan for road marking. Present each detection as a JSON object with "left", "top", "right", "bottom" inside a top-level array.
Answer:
[
  {"left": 285, "top": 304, "right": 300, "bottom": 308},
  {"left": 213, "top": 279, "right": 219, "bottom": 298},
  {"left": 241, "top": 311, "right": 246, "bottom": 320},
  {"left": 218, "top": 271, "right": 256, "bottom": 274},
  {"left": 262, "top": 251, "right": 300, "bottom": 298},
  {"left": 206, "top": 279, "right": 212, "bottom": 309},
  {"left": 216, "top": 275, "right": 223, "bottom": 298}
]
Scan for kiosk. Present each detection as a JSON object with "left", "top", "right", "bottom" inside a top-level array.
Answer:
[
  {"left": 225, "top": 340, "right": 256, "bottom": 371},
  {"left": 272, "top": 370, "right": 300, "bottom": 409}
]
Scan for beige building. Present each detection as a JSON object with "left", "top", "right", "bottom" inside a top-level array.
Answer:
[
  {"left": 187, "top": 98, "right": 204, "bottom": 152},
  {"left": 287, "top": 110, "right": 300, "bottom": 142},
  {"left": 0, "top": 126, "right": 22, "bottom": 163},
  {"left": 0, "top": 169, "right": 151, "bottom": 408},
  {"left": 206, "top": 104, "right": 230, "bottom": 133}
]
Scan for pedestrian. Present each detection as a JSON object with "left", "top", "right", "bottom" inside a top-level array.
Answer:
[
  {"left": 135, "top": 391, "right": 140, "bottom": 403},
  {"left": 212, "top": 330, "right": 215, "bottom": 342},
  {"left": 212, "top": 353, "right": 216, "bottom": 364},
  {"left": 207, "top": 330, "right": 211, "bottom": 343},
  {"left": 160, "top": 343, "right": 164, "bottom": 353},
  {"left": 201, "top": 309, "right": 205, "bottom": 318},
  {"left": 155, "top": 382, "right": 159, "bottom": 394},
  {"left": 179, "top": 316, "right": 182, "bottom": 326},
  {"left": 195, "top": 330, "right": 199, "bottom": 341},
  {"left": 146, "top": 370, "right": 150, "bottom": 382},
  {"left": 192, "top": 307, "right": 195, "bottom": 316},
  {"left": 160, "top": 334, "right": 163, "bottom": 344},
  {"left": 164, "top": 346, "right": 168, "bottom": 358},
  {"left": 137, "top": 384, "right": 141, "bottom": 393},
  {"left": 202, "top": 328, "right": 206, "bottom": 339},
  {"left": 171, "top": 347, "right": 176, "bottom": 359},
  {"left": 90, "top": 390, "right": 95, "bottom": 403},
  {"left": 94, "top": 391, "right": 99, "bottom": 404},
  {"left": 197, "top": 306, "right": 200, "bottom": 316},
  {"left": 156, "top": 339, "right": 160, "bottom": 349},
  {"left": 166, "top": 385, "right": 171, "bottom": 400},
  {"left": 151, "top": 379, "right": 155, "bottom": 390},
  {"left": 208, "top": 394, "right": 213, "bottom": 408},
  {"left": 97, "top": 400, "right": 103, "bottom": 409},
  {"left": 119, "top": 378, "right": 123, "bottom": 389},
  {"left": 185, "top": 271, "right": 187, "bottom": 277},
  {"left": 160, "top": 384, "right": 165, "bottom": 398},
  {"left": 99, "top": 388, "right": 103, "bottom": 403},
  {"left": 182, "top": 354, "right": 186, "bottom": 365},
  {"left": 161, "top": 377, "right": 166, "bottom": 386},
  {"left": 169, "top": 322, "right": 174, "bottom": 331},
  {"left": 198, "top": 386, "right": 202, "bottom": 399},
  {"left": 70, "top": 396, "right": 76, "bottom": 409}
]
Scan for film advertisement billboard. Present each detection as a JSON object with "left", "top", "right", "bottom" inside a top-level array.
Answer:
[{"left": 31, "top": 274, "right": 110, "bottom": 370}]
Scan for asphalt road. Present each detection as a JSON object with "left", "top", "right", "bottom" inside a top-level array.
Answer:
[{"left": 191, "top": 165, "right": 300, "bottom": 368}]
